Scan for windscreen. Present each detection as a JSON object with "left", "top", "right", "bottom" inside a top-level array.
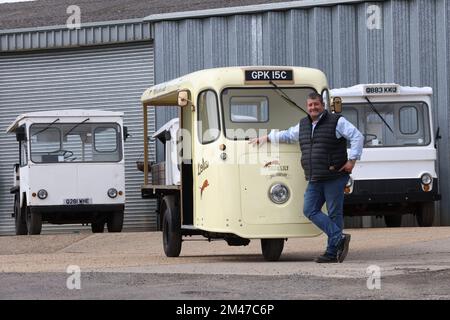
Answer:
[
  {"left": 221, "top": 87, "right": 314, "bottom": 140},
  {"left": 30, "top": 122, "right": 122, "bottom": 163},
  {"left": 341, "top": 102, "right": 431, "bottom": 147}
]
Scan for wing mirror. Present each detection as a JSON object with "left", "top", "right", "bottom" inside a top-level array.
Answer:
[
  {"left": 178, "top": 90, "right": 190, "bottom": 107},
  {"left": 16, "top": 126, "right": 26, "bottom": 142},
  {"left": 178, "top": 90, "right": 195, "bottom": 111},
  {"left": 123, "top": 126, "right": 130, "bottom": 141},
  {"left": 331, "top": 97, "right": 342, "bottom": 114}
]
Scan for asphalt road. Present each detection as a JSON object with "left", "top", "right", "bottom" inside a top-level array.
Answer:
[{"left": 1, "top": 227, "right": 450, "bottom": 300}]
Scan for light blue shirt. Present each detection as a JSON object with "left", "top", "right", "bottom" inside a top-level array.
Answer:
[{"left": 268, "top": 114, "right": 364, "bottom": 160}]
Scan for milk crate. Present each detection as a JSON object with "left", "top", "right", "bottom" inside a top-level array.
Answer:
[{"left": 151, "top": 162, "right": 166, "bottom": 185}]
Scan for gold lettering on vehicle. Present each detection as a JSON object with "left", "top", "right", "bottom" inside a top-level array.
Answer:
[
  {"left": 270, "top": 172, "right": 288, "bottom": 178},
  {"left": 263, "top": 160, "right": 288, "bottom": 172},
  {"left": 198, "top": 158, "right": 209, "bottom": 176},
  {"left": 266, "top": 165, "right": 289, "bottom": 172},
  {"left": 261, "top": 160, "right": 289, "bottom": 177}
]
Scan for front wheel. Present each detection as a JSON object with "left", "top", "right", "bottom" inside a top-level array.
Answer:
[
  {"left": 26, "top": 207, "right": 42, "bottom": 235},
  {"left": 107, "top": 211, "right": 124, "bottom": 232},
  {"left": 416, "top": 202, "right": 435, "bottom": 227},
  {"left": 14, "top": 194, "right": 27, "bottom": 235},
  {"left": 91, "top": 214, "right": 105, "bottom": 233},
  {"left": 261, "top": 239, "right": 284, "bottom": 261}
]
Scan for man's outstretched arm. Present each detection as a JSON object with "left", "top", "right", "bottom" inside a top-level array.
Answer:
[{"left": 249, "top": 123, "right": 300, "bottom": 146}]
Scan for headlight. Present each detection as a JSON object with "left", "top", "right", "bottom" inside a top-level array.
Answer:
[
  {"left": 346, "top": 177, "right": 353, "bottom": 188},
  {"left": 421, "top": 173, "right": 432, "bottom": 185},
  {"left": 107, "top": 188, "right": 118, "bottom": 198},
  {"left": 269, "top": 184, "right": 290, "bottom": 204},
  {"left": 37, "top": 189, "right": 48, "bottom": 200}
]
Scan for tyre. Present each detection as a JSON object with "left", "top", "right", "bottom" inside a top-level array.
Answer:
[
  {"left": 107, "top": 211, "right": 124, "bottom": 232},
  {"left": 91, "top": 222, "right": 105, "bottom": 233},
  {"left": 26, "top": 207, "right": 42, "bottom": 235},
  {"left": 416, "top": 202, "right": 435, "bottom": 227},
  {"left": 162, "top": 196, "right": 182, "bottom": 257},
  {"left": 91, "top": 214, "right": 105, "bottom": 233},
  {"left": 261, "top": 239, "right": 284, "bottom": 261},
  {"left": 14, "top": 194, "right": 27, "bottom": 235},
  {"left": 384, "top": 214, "right": 402, "bottom": 228}
]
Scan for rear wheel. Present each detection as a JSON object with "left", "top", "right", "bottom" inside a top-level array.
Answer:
[
  {"left": 26, "top": 207, "right": 42, "bottom": 235},
  {"left": 384, "top": 214, "right": 402, "bottom": 228},
  {"left": 416, "top": 202, "right": 435, "bottom": 227},
  {"left": 261, "top": 239, "right": 284, "bottom": 261},
  {"left": 162, "top": 196, "right": 182, "bottom": 257},
  {"left": 14, "top": 194, "right": 27, "bottom": 235},
  {"left": 107, "top": 211, "right": 124, "bottom": 232}
]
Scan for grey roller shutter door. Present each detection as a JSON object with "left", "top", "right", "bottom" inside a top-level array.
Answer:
[{"left": 0, "top": 43, "right": 156, "bottom": 235}]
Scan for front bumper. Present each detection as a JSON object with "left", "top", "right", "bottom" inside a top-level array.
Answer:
[
  {"left": 29, "top": 204, "right": 125, "bottom": 224},
  {"left": 29, "top": 204, "right": 124, "bottom": 214},
  {"left": 344, "top": 179, "right": 441, "bottom": 204}
]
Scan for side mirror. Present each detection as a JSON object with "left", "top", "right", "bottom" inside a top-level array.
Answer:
[
  {"left": 178, "top": 90, "right": 190, "bottom": 107},
  {"left": 16, "top": 126, "right": 26, "bottom": 142},
  {"left": 331, "top": 97, "right": 342, "bottom": 114},
  {"left": 123, "top": 126, "right": 130, "bottom": 141},
  {"left": 435, "top": 127, "right": 442, "bottom": 149},
  {"left": 321, "top": 89, "right": 330, "bottom": 110}
]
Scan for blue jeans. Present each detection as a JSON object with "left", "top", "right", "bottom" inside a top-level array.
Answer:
[{"left": 303, "top": 175, "right": 349, "bottom": 256}]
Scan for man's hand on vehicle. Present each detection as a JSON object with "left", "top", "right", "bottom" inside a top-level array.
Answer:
[
  {"left": 249, "top": 135, "right": 269, "bottom": 147},
  {"left": 339, "top": 159, "right": 356, "bottom": 173}
]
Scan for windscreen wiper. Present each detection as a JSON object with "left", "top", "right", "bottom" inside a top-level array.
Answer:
[
  {"left": 269, "top": 80, "right": 308, "bottom": 116},
  {"left": 365, "top": 97, "right": 394, "bottom": 134},
  {"left": 32, "top": 118, "right": 60, "bottom": 136},
  {"left": 64, "top": 118, "right": 90, "bottom": 137}
]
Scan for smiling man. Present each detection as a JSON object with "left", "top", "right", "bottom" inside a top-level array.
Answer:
[{"left": 251, "top": 92, "right": 364, "bottom": 263}]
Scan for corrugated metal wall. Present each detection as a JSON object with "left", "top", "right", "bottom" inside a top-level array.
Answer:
[
  {"left": 154, "top": 0, "right": 450, "bottom": 227},
  {"left": 1, "top": 21, "right": 153, "bottom": 52},
  {"left": 0, "top": 42, "right": 156, "bottom": 234}
]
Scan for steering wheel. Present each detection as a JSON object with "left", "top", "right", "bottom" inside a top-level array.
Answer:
[
  {"left": 60, "top": 150, "right": 74, "bottom": 159},
  {"left": 363, "top": 134, "right": 377, "bottom": 144}
]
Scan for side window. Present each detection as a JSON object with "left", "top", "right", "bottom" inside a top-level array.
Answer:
[
  {"left": 399, "top": 106, "right": 419, "bottom": 134},
  {"left": 342, "top": 107, "right": 359, "bottom": 128},
  {"left": 94, "top": 127, "right": 118, "bottom": 152},
  {"left": 20, "top": 140, "right": 28, "bottom": 166},
  {"left": 197, "top": 90, "right": 220, "bottom": 144},
  {"left": 342, "top": 107, "right": 359, "bottom": 148}
]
